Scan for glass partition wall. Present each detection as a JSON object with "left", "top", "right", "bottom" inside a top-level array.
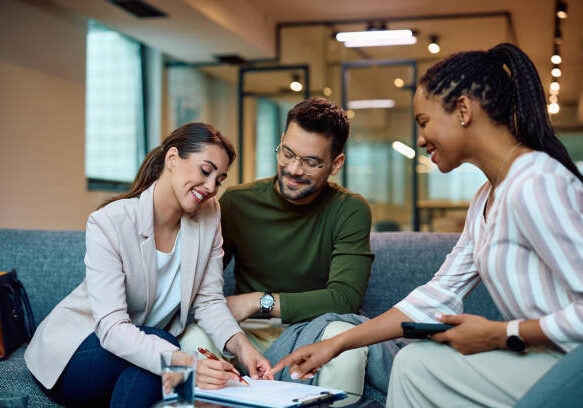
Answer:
[
  {"left": 238, "top": 66, "right": 309, "bottom": 183},
  {"left": 341, "top": 60, "right": 418, "bottom": 231},
  {"left": 341, "top": 60, "right": 487, "bottom": 232}
]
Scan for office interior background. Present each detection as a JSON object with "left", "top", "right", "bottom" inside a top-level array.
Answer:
[{"left": 1, "top": 0, "right": 582, "bottom": 232}]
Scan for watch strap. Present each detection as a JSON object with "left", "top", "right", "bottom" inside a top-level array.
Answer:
[
  {"left": 506, "top": 319, "right": 523, "bottom": 338},
  {"left": 506, "top": 319, "right": 526, "bottom": 352}
]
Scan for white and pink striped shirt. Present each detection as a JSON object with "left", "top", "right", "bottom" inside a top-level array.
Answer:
[{"left": 396, "top": 151, "right": 583, "bottom": 352}]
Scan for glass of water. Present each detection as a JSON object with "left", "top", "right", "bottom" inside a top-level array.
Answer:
[{"left": 160, "top": 350, "right": 197, "bottom": 407}]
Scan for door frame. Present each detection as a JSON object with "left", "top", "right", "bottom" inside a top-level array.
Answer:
[
  {"left": 237, "top": 65, "right": 310, "bottom": 183},
  {"left": 340, "top": 59, "right": 419, "bottom": 230}
]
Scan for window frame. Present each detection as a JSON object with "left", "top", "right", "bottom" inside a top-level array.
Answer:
[{"left": 85, "top": 20, "right": 148, "bottom": 192}]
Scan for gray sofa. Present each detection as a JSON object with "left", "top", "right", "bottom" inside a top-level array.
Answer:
[{"left": 0, "top": 228, "right": 560, "bottom": 407}]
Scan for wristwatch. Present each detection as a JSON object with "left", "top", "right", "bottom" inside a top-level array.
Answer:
[
  {"left": 259, "top": 292, "right": 275, "bottom": 314},
  {"left": 506, "top": 319, "right": 526, "bottom": 352}
]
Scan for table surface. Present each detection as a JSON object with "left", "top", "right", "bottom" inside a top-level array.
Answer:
[{"left": 152, "top": 394, "right": 384, "bottom": 408}]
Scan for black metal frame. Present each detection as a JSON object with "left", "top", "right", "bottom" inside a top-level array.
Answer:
[
  {"left": 237, "top": 65, "right": 310, "bottom": 183},
  {"left": 340, "top": 58, "right": 419, "bottom": 230}
]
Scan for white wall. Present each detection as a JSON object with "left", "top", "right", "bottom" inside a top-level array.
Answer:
[{"left": 0, "top": 0, "right": 110, "bottom": 230}]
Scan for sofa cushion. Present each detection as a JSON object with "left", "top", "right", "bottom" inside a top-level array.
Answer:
[
  {"left": 364, "top": 232, "right": 501, "bottom": 321},
  {"left": 0, "top": 229, "right": 86, "bottom": 323},
  {"left": 0, "top": 347, "right": 61, "bottom": 407}
]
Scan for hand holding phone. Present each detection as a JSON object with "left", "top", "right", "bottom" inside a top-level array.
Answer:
[{"left": 401, "top": 321, "right": 454, "bottom": 339}]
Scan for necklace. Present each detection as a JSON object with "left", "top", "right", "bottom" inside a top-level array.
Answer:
[
  {"left": 493, "top": 142, "right": 522, "bottom": 188},
  {"left": 486, "top": 142, "right": 522, "bottom": 217}
]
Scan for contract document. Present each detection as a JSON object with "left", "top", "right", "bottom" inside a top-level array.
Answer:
[{"left": 195, "top": 377, "right": 347, "bottom": 408}]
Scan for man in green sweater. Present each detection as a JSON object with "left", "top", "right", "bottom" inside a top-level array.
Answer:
[{"left": 181, "top": 98, "right": 373, "bottom": 394}]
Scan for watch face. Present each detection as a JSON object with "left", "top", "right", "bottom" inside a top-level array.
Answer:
[
  {"left": 507, "top": 335, "right": 526, "bottom": 352},
  {"left": 260, "top": 294, "right": 274, "bottom": 311}
]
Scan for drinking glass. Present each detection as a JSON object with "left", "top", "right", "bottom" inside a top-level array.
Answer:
[{"left": 160, "top": 350, "right": 197, "bottom": 407}]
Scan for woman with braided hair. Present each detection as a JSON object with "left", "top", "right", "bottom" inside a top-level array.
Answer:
[
  {"left": 271, "top": 43, "right": 583, "bottom": 407},
  {"left": 26, "top": 122, "right": 271, "bottom": 407}
]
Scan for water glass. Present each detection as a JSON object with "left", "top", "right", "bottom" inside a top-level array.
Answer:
[{"left": 160, "top": 350, "right": 197, "bottom": 407}]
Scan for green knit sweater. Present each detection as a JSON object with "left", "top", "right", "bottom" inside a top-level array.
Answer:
[{"left": 219, "top": 177, "right": 373, "bottom": 323}]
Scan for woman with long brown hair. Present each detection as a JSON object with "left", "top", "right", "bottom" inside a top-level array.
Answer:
[{"left": 25, "top": 122, "right": 271, "bottom": 407}]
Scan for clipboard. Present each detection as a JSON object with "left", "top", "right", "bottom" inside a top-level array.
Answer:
[{"left": 195, "top": 377, "right": 347, "bottom": 408}]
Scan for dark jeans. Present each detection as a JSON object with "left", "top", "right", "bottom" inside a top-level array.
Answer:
[{"left": 36, "top": 326, "right": 179, "bottom": 408}]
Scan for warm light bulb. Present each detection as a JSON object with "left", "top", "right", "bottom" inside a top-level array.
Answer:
[
  {"left": 551, "top": 54, "right": 562, "bottom": 64},
  {"left": 394, "top": 78, "right": 404, "bottom": 88},
  {"left": 346, "top": 110, "right": 355, "bottom": 120},
  {"left": 550, "top": 81, "right": 560, "bottom": 93},
  {"left": 548, "top": 102, "right": 560, "bottom": 114},
  {"left": 556, "top": 2, "right": 568, "bottom": 20},
  {"left": 551, "top": 67, "right": 562, "bottom": 78},
  {"left": 290, "top": 81, "right": 303, "bottom": 92},
  {"left": 549, "top": 94, "right": 558, "bottom": 103},
  {"left": 323, "top": 87, "right": 332, "bottom": 97},
  {"left": 428, "top": 42, "right": 440, "bottom": 54}
]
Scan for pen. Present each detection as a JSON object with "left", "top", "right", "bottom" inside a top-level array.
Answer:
[{"left": 198, "top": 347, "right": 250, "bottom": 386}]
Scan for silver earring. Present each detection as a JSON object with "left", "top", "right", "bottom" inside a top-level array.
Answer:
[{"left": 460, "top": 121, "right": 466, "bottom": 127}]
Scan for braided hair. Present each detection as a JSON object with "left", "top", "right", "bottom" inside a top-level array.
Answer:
[{"left": 420, "top": 42, "right": 583, "bottom": 182}]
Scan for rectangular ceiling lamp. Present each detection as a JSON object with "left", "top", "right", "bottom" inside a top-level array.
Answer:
[
  {"left": 336, "top": 29, "right": 416, "bottom": 47},
  {"left": 344, "top": 37, "right": 417, "bottom": 47},
  {"left": 348, "top": 99, "right": 396, "bottom": 109}
]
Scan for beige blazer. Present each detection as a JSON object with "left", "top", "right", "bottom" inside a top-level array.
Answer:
[{"left": 25, "top": 183, "right": 242, "bottom": 389}]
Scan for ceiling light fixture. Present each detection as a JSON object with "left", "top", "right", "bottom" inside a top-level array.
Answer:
[
  {"left": 548, "top": 3, "right": 566, "bottom": 115},
  {"left": 548, "top": 102, "right": 560, "bottom": 114},
  {"left": 347, "top": 99, "right": 396, "bottom": 109},
  {"left": 343, "top": 37, "right": 417, "bottom": 47},
  {"left": 554, "top": 27, "right": 563, "bottom": 45},
  {"left": 289, "top": 74, "right": 303, "bottom": 92},
  {"left": 392, "top": 141, "right": 415, "bottom": 159},
  {"left": 556, "top": 1, "right": 568, "bottom": 19},
  {"left": 427, "top": 35, "right": 440, "bottom": 54},
  {"left": 336, "top": 29, "right": 417, "bottom": 47}
]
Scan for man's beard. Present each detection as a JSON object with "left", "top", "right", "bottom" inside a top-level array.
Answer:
[{"left": 276, "top": 169, "right": 322, "bottom": 202}]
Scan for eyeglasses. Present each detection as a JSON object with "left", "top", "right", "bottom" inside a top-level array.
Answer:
[{"left": 275, "top": 145, "right": 325, "bottom": 174}]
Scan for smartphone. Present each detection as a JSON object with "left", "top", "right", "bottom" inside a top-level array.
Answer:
[{"left": 401, "top": 322, "right": 454, "bottom": 339}]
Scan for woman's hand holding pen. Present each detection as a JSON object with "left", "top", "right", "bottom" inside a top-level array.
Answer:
[{"left": 197, "top": 356, "right": 244, "bottom": 389}]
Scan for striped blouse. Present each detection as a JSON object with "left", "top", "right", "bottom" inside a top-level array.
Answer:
[{"left": 396, "top": 151, "right": 583, "bottom": 352}]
